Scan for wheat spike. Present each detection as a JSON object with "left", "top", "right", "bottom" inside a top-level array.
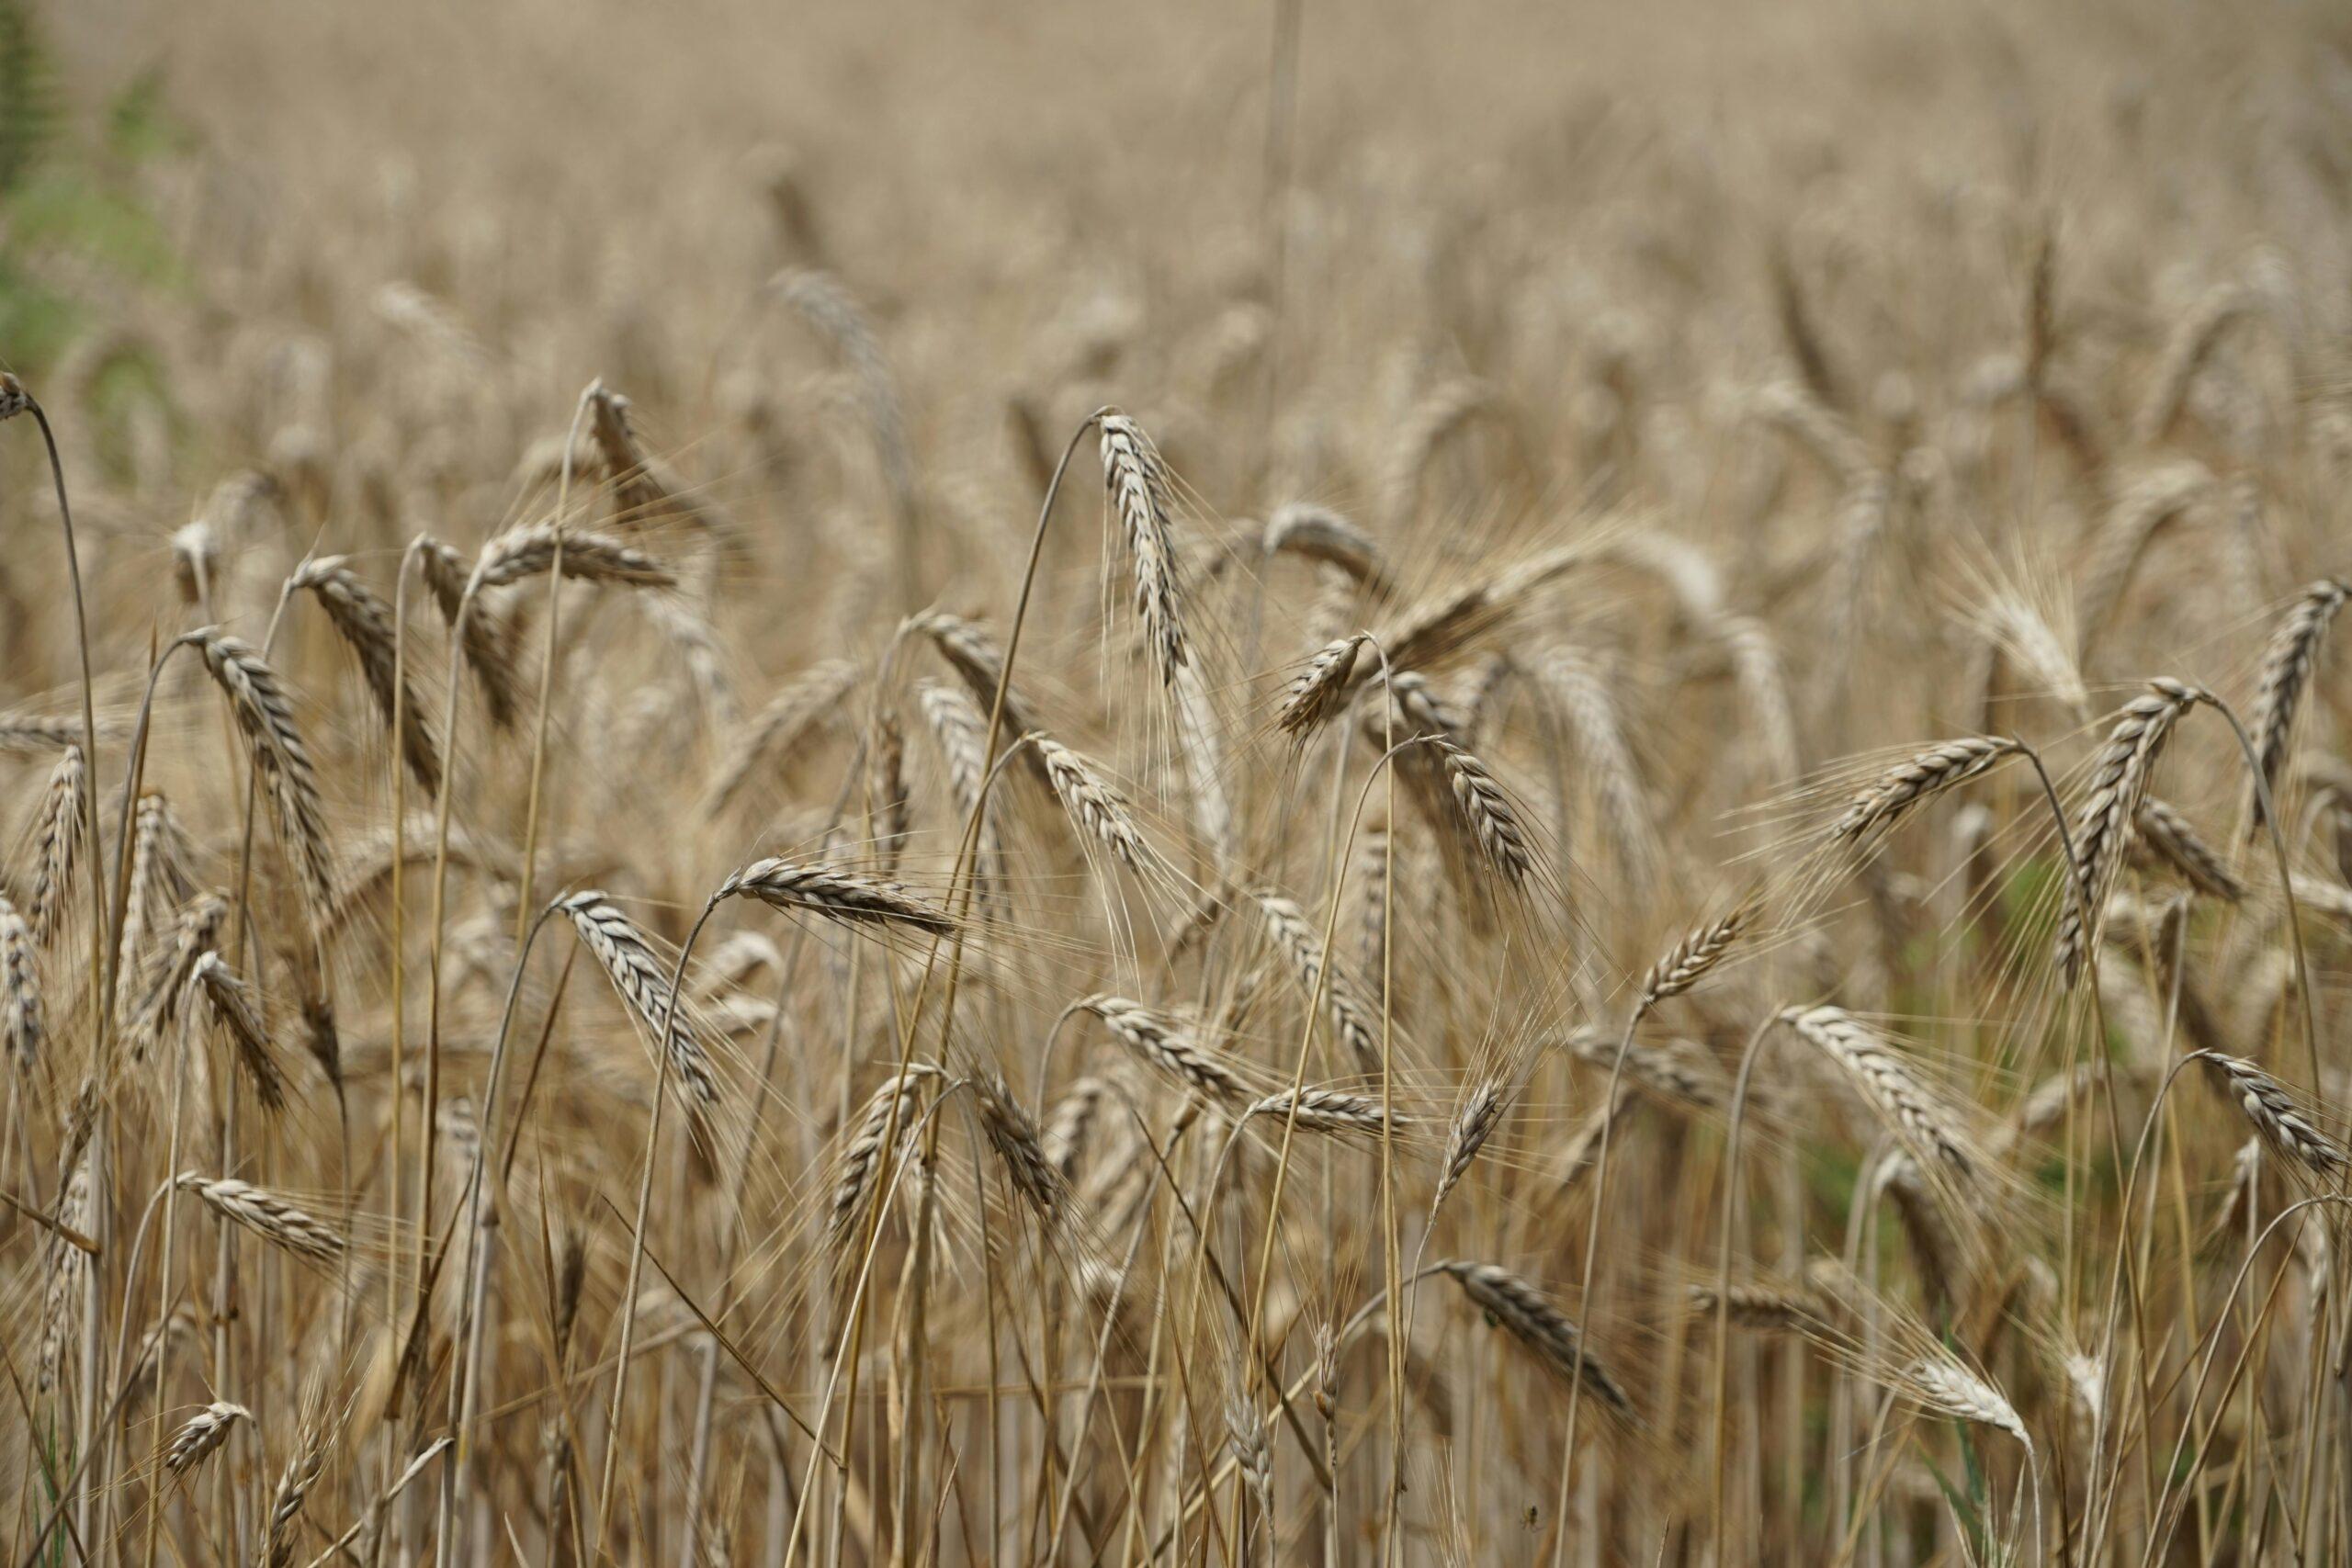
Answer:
[
  {"left": 1099, "top": 412, "right": 1190, "bottom": 682},
  {"left": 0, "top": 896, "right": 41, "bottom": 1066},
  {"left": 175, "top": 1176, "right": 344, "bottom": 1262},
  {"left": 293, "top": 554, "right": 442, "bottom": 793},
  {"left": 1440, "top": 1261, "right": 1635, "bottom": 1422},
  {"left": 717, "top": 856, "right": 956, "bottom": 935},
  {"left": 1783, "top": 1007, "right": 1976, "bottom": 1185},
  {"left": 2054, "top": 678, "right": 2200, "bottom": 985},
  {"left": 164, "top": 1401, "right": 253, "bottom": 1476},
  {"left": 2191, "top": 1050, "right": 2349, "bottom": 1182},
  {"left": 191, "top": 951, "right": 288, "bottom": 1112},
  {"left": 24, "top": 743, "right": 85, "bottom": 946},
  {"left": 193, "top": 631, "right": 338, "bottom": 925},
  {"left": 1080, "top": 993, "right": 1249, "bottom": 1107},
  {"left": 1254, "top": 890, "right": 1385, "bottom": 1071},
  {"left": 419, "top": 536, "right": 525, "bottom": 728},
  {"left": 557, "top": 892, "right": 721, "bottom": 1108},
  {"left": 2247, "top": 578, "right": 2350, "bottom": 828},
  {"left": 1033, "top": 734, "right": 1155, "bottom": 874}
]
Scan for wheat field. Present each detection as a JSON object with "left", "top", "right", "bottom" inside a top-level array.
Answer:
[{"left": 5, "top": 0, "right": 2352, "bottom": 1562}]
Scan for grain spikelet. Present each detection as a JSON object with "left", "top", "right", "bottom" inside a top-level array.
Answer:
[
  {"left": 1249, "top": 1086, "right": 1398, "bottom": 1136},
  {"left": 2075, "top": 462, "right": 2211, "bottom": 660},
  {"left": 1433, "top": 1077, "right": 1506, "bottom": 1207},
  {"left": 915, "top": 677, "right": 1003, "bottom": 867},
  {"left": 1539, "top": 644, "right": 1657, "bottom": 881},
  {"left": 36, "top": 1156, "right": 90, "bottom": 1391},
  {"left": 1263, "top": 503, "right": 1387, "bottom": 592},
  {"left": 1638, "top": 902, "right": 1753, "bottom": 1013},
  {"left": 1433, "top": 739, "right": 1534, "bottom": 888},
  {"left": 473, "top": 520, "right": 675, "bottom": 592},
  {"left": 830, "top": 1066, "right": 938, "bottom": 1246},
  {"left": 2132, "top": 795, "right": 2244, "bottom": 901},
  {"left": 971, "top": 1073, "right": 1066, "bottom": 1224},
  {"left": 128, "top": 891, "right": 228, "bottom": 1061},
  {"left": 259, "top": 1409, "right": 335, "bottom": 1568},
  {"left": 1042, "top": 1076, "right": 1108, "bottom": 1179},
  {"left": 1033, "top": 734, "right": 1155, "bottom": 874},
  {"left": 1900, "top": 1353, "right": 2030, "bottom": 1450}
]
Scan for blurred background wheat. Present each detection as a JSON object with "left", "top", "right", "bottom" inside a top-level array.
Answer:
[{"left": 6, "top": 0, "right": 2352, "bottom": 1562}]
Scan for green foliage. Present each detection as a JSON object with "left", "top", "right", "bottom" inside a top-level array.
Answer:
[
  {"left": 105, "top": 64, "right": 187, "bottom": 165},
  {"left": 10, "top": 170, "right": 182, "bottom": 287},
  {"left": 0, "top": 1, "right": 191, "bottom": 380},
  {"left": 1918, "top": 1429, "right": 1994, "bottom": 1562},
  {"left": 0, "top": 0, "right": 62, "bottom": 199},
  {"left": 0, "top": 250, "right": 76, "bottom": 367}
]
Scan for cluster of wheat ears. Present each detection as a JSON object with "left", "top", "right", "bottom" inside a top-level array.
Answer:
[{"left": 9, "top": 46, "right": 2352, "bottom": 1562}]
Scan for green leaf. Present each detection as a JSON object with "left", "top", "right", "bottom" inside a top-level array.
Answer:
[{"left": 0, "top": 0, "right": 62, "bottom": 199}]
